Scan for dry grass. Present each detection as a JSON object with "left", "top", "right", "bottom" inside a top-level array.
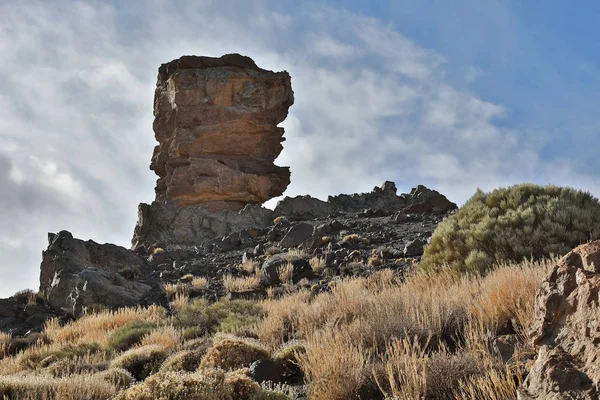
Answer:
[
  {"left": 265, "top": 246, "right": 282, "bottom": 256},
  {"left": 309, "top": 256, "right": 326, "bottom": 273},
  {"left": 238, "top": 259, "right": 260, "bottom": 274},
  {"left": 44, "top": 305, "right": 164, "bottom": 346},
  {"left": 0, "top": 257, "right": 550, "bottom": 399},
  {"left": 0, "top": 373, "right": 116, "bottom": 399},
  {"left": 163, "top": 282, "right": 190, "bottom": 299},
  {"left": 277, "top": 263, "right": 294, "bottom": 284},
  {"left": 341, "top": 233, "right": 369, "bottom": 245},
  {"left": 0, "top": 331, "right": 11, "bottom": 358},
  {"left": 139, "top": 326, "right": 182, "bottom": 350},
  {"left": 191, "top": 276, "right": 209, "bottom": 291},
  {"left": 223, "top": 270, "right": 262, "bottom": 293}
]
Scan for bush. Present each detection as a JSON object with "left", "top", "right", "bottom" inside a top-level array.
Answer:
[
  {"left": 174, "top": 299, "right": 265, "bottom": 335},
  {"left": 199, "top": 337, "right": 270, "bottom": 371},
  {"left": 107, "top": 320, "right": 157, "bottom": 351},
  {"left": 97, "top": 367, "right": 135, "bottom": 390},
  {"left": 111, "top": 345, "right": 168, "bottom": 381},
  {"left": 160, "top": 349, "right": 205, "bottom": 372},
  {"left": 421, "top": 184, "right": 600, "bottom": 275}
]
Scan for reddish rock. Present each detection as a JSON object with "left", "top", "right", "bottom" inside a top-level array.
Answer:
[
  {"left": 519, "top": 241, "right": 600, "bottom": 399},
  {"left": 151, "top": 54, "right": 293, "bottom": 212}
]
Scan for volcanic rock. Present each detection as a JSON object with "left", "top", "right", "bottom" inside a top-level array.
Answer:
[
  {"left": 40, "top": 231, "right": 157, "bottom": 315},
  {"left": 519, "top": 241, "right": 600, "bottom": 399},
  {"left": 151, "top": 54, "right": 293, "bottom": 212}
]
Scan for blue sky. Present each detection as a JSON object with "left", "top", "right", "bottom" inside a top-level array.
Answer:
[{"left": 0, "top": 0, "right": 599, "bottom": 297}]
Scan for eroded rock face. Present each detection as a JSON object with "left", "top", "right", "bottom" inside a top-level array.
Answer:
[
  {"left": 132, "top": 200, "right": 274, "bottom": 249},
  {"left": 519, "top": 241, "right": 600, "bottom": 399},
  {"left": 40, "top": 231, "right": 157, "bottom": 315},
  {"left": 151, "top": 54, "right": 293, "bottom": 212},
  {"left": 274, "top": 182, "right": 457, "bottom": 219}
]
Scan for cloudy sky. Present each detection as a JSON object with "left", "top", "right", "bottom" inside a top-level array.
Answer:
[{"left": 1, "top": 0, "right": 599, "bottom": 297}]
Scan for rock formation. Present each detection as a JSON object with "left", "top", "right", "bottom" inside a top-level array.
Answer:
[
  {"left": 519, "top": 241, "right": 600, "bottom": 399},
  {"left": 273, "top": 181, "right": 457, "bottom": 219},
  {"left": 40, "top": 231, "right": 157, "bottom": 315},
  {"left": 133, "top": 54, "right": 293, "bottom": 249},
  {"left": 151, "top": 54, "right": 293, "bottom": 211}
]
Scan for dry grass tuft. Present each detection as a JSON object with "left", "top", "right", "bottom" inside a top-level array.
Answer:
[
  {"left": 223, "top": 271, "right": 262, "bottom": 293},
  {"left": 309, "top": 256, "right": 326, "bottom": 273},
  {"left": 199, "top": 337, "right": 270, "bottom": 371},
  {"left": 277, "top": 263, "right": 294, "bottom": 284}
]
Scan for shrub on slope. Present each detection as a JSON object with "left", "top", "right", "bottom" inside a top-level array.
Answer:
[{"left": 420, "top": 183, "right": 600, "bottom": 274}]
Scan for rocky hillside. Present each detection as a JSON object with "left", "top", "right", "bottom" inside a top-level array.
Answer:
[{"left": 0, "top": 54, "right": 598, "bottom": 400}]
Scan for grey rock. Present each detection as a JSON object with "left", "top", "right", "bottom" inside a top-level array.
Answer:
[
  {"left": 249, "top": 359, "right": 281, "bottom": 384},
  {"left": 404, "top": 238, "right": 426, "bottom": 257},
  {"left": 261, "top": 255, "right": 313, "bottom": 286},
  {"left": 279, "top": 223, "right": 314, "bottom": 248},
  {"left": 40, "top": 231, "right": 154, "bottom": 316},
  {"left": 274, "top": 195, "right": 334, "bottom": 219},
  {"left": 132, "top": 200, "right": 273, "bottom": 250}
]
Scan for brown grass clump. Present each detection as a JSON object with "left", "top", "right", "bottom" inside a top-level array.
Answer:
[
  {"left": 342, "top": 233, "right": 369, "bottom": 245},
  {"left": 0, "top": 373, "right": 116, "bottom": 400},
  {"left": 191, "top": 277, "right": 209, "bottom": 291},
  {"left": 111, "top": 344, "right": 169, "bottom": 381},
  {"left": 139, "top": 326, "right": 182, "bottom": 350},
  {"left": 199, "top": 337, "right": 270, "bottom": 371},
  {"left": 297, "top": 329, "right": 370, "bottom": 400},
  {"left": 238, "top": 259, "right": 260, "bottom": 274},
  {"left": 277, "top": 263, "right": 294, "bottom": 284},
  {"left": 163, "top": 282, "right": 190, "bottom": 299},
  {"left": 96, "top": 367, "right": 135, "bottom": 390},
  {"left": 160, "top": 349, "right": 205, "bottom": 372},
  {"left": 223, "top": 271, "right": 262, "bottom": 293},
  {"left": 309, "top": 256, "right": 326, "bottom": 273}
]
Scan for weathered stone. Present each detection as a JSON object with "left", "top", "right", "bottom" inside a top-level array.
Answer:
[
  {"left": 249, "top": 359, "right": 281, "bottom": 384},
  {"left": 40, "top": 231, "right": 154, "bottom": 315},
  {"left": 274, "top": 195, "right": 334, "bottom": 219},
  {"left": 279, "top": 223, "right": 314, "bottom": 248},
  {"left": 261, "top": 255, "right": 312, "bottom": 286},
  {"left": 132, "top": 200, "right": 273, "bottom": 249},
  {"left": 404, "top": 238, "right": 426, "bottom": 257},
  {"left": 151, "top": 54, "right": 293, "bottom": 212},
  {"left": 519, "top": 241, "right": 600, "bottom": 399}
]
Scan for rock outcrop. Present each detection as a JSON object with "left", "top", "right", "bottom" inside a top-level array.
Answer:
[
  {"left": 519, "top": 241, "right": 600, "bottom": 399},
  {"left": 274, "top": 182, "right": 456, "bottom": 219},
  {"left": 40, "top": 231, "right": 158, "bottom": 315},
  {"left": 151, "top": 54, "right": 293, "bottom": 212}
]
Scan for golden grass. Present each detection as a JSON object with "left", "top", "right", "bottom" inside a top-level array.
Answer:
[
  {"left": 238, "top": 259, "right": 260, "bottom": 274},
  {"left": 44, "top": 305, "right": 164, "bottom": 346},
  {"left": 0, "top": 257, "right": 551, "bottom": 399},
  {"left": 191, "top": 276, "right": 209, "bottom": 291},
  {"left": 309, "top": 256, "right": 326, "bottom": 273},
  {"left": 0, "top": 331, "right": 11, "bottom": 358},
  {"left": 0, "top": 373, "right": 116, "bottom": 399},
  {"left": 277, "top": 263, "right": 294, "bottom": 284},
  {"left": 223, "top": 271, "right": 262, "bottom": 293},
  {"left": 139, "top": 326, "right": 182, "bottom": 350}
]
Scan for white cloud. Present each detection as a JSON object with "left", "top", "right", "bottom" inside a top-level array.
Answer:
[{"left": 0, "top": 0, "right": 596, "bottom": 297}]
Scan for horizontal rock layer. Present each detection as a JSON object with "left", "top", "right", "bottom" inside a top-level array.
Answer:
[{"left": 151, "top": 54, "right": 293, "bottom": 212}]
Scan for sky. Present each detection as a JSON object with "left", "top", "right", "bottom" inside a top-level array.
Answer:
[{"left": 0, "top": 0, "right": 599, "bottom": 297}]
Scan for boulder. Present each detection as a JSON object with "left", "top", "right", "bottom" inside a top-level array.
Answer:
[
  {"left": 274, "top": 195, "right": 334, "bottom": 219},
  {"left": 404, "top": 238, "right": 426, "bottom": 257},
  {"left": 151, "top": 54, "right": 293, "bottom": 212},
  {"left": 249, "top": 359, "right": 281, "bottom": 384},
  {"left": 279, "top": 223, "right": 314, "bottom": 248},
  {"left": 40, "top": 231, "right": 155, "bottom": 315},
  {"left": 519, "top": 241, "right": 600, "bottom": 399},
  {"left": 261, "top": 255, "right": 313, "bottom": 286}
]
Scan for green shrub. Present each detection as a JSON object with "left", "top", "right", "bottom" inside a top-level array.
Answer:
[
  {"left": 421, "top": 184, "right": 600, "bottom": 274},
  {"left": 107, "top": 320, "right": 157, "bottom": 351},
  {"left": 160, "top": 349, "right": 205, "bottom": 372},
  {"left": 174, "top": 299, "right": 265, "bottom": 335}
]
